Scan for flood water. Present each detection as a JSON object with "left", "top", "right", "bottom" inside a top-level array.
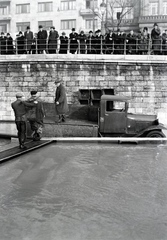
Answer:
[{"left": 0, "top": 142, "right": 167, "bottom": 240}]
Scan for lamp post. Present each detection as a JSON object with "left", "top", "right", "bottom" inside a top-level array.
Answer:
[{"left": 100, "top": 0, "right": 106, "bottom": 35}]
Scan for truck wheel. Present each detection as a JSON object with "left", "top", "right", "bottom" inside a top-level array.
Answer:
[{"left": 146, "top": 131, "right": 165, "bottom": 138}]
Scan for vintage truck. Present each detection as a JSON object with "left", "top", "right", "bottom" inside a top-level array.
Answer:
[{"left": 98, "top": 95, "right": 166, "bottom": 138}]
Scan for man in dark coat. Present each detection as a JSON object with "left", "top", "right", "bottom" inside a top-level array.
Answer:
[
  {"left": 26, "top": 89, "right": 45, "bottom": 141},
  {"left": 0, "top": 32, "right": 7, "bottom": 55},
  {"left": 48, "top": 26, "right": 59, "bottom": 54},
  {"left": 54, "top": 79, "right": 68, "bottom": 123},
  {"left": 11, "top": 92, "right": 36, "bottom": 148},
  {"left": 126, "top": 30, "right": 137, "bottom": 54},
  {"left": 105, "top": 30, "right": 114, "bottom": 54},
  {"left": 24, "top": 26, "right": 33, "bottom": 54},
  {"left": 6, "top": 33, "right": 14, "bottom": 54},
  {"left": 162, "top": 29, "right": 167, "bottom": 55},
  {"left": 69, "top": 28, "right": 78, "bottom": 54},
  {"left": 113, "top": 28, "right": 125, "bottom": 54},
  {"left": 59, "top": 32, "right": 68, "bottom": 54},
  {"left": 86, "top": 30, "right": 96, "bottom": 54},
  {"left": 16, "top": 31, "right": 25, "bottom": 54},
  {"left": 94, "top": 29, "right": 103, "bottom": 54},
  {"left": 37, "top": 25, "right": 48, "bottom": 54},
  {"left": 78, "top": 30, "right": 86, "bottom": 54},
  {"left": 151, "top": 23, "right": 161, "bottom": 55}
]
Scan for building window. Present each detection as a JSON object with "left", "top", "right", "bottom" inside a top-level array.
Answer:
[
  {"left": 149, "top": 2, "right": 158, "bottom": 15},
  {"left": 85, "top": 19, "right": 97, "bottom": 29},
  {"left": 16, "top": 22, "right": 30, "bottom": 32},
  {"left": 61, "top": 19, "right": 76, "bottom": 30},
  {"left": 0, "top": 24, "right": 7, "bottom": 33},
  {"left": 38, "top": 2, "right": 53, "bottom": 12},
  {"left": 16, "top": 4, "right": 30, "bottom": 14},
  {"left": 0, "top": 5, "right": 8, "bottom": 15},
  {"left": 163, "top": 2, "right": 167, "bottom": 15},
  {"left": 86, "top": 0, "right": 98, "bottom": 9},
  {"left": 38, "top": 21, "right": 53, "bottom": 30},
  {"left": 60, "top": 0, "right": 76, "bottom": 10}
]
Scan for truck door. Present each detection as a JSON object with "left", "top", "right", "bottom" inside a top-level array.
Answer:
[{"left": 103, "top": 100, "right": 127, "bottom": 133}]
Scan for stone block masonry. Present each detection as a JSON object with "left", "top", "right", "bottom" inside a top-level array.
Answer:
[{"left": 0, "top": 54, "right": 167, "bottom": 126}]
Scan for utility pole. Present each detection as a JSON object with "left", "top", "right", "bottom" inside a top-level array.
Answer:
[{"left": 92, "top": 0, "right": 95, "bottom": 33}]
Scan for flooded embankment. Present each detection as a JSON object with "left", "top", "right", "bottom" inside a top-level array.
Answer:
[{"left": 0, "top": 142, "right": 167, "bottom": 240}]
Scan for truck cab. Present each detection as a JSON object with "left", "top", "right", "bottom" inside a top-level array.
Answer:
[{"left": 99, "top": 95, "right": 166, "bottom": 137}]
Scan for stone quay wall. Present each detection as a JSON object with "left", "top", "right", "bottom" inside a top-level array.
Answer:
[{"left": 0, "top": 54, "right": 167, "bottom": 125}]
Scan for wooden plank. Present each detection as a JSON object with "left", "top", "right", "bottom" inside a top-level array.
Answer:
[{"left": 0, "top": 140, "right": 52, "bottom": 163}]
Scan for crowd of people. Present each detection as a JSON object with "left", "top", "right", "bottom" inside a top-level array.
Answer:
[{"left": 1, "top": 23, "right": 167, "bottom": 55}]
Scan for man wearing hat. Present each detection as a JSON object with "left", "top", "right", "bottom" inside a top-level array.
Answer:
[
  {"left": 24, "top": 26, "right": 33, "bottom": 54},
  {"left": 86, "top": 30, "right": 96, "bottom": 54},
  {"left": 59, "top": 32, "right": 68, "bottom": 54},
  {"left": 37, "top": 25, "right": 48, "bottom": 54},
  {"left": 151, "top": 23, "right": 161, "bottom": 55},
  {"left": 78, "top": 30, "right": 86, "bottom": 54},
  {"left": 69, "top": 28, "right": 78, "bottom": 54},
  {"left": 54, "top": 79, "right": 68, "bottom": 123},
  {"left": 48, "top": 26, "right": 59, "bottom": 54},
  {"left": 26, "top": 89, "right": 45, "bottom": 141},
  {"left": 162, "top": 29, "right": 167, "bottom": 55},
  {"left": 11, "top": 93, "right": 37, "bottom": 149},
  {"left": 0, "top": 32, "right": 7, "bottom": 55},
  {"left": 16, "top": 31, "right": 25, "bottom": 54}
]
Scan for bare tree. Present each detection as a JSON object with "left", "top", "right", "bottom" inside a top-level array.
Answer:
[{"left": 107, "top": 0, "right": 140, "bottom": 31}]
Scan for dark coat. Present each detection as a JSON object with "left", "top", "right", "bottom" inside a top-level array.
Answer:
[
  {"left": 55, "top": 84, "right": 68, "bottom": 115},
  {"left": 48, "top": 30, "right": 59, "bottom": 53},
  {"left": 37, "top": 29, "right": 48, "bottom": 51},
  {"left": 17, "top": 35, "right": 25, "bottom": 54},
  {"left": 59, "top": 36, "right": 68, "bottom": 54},
  {"left": 69, "top": 32, "right": 78, "bottom": 53},
  {"left": 0, "top": 36, "right": 7, "bottom": 54},
  {"left": 151, "top": 27, "right": 161, "bottom": 51},
  {"left": 86, "top": 35, "right": 96, "bottom": 54},
  {"left": 24, "top": 31, "right": 33, "bottom": 50},
  {"left": 6, "top": 36, "right": 14, "bottom": 54},
  {"left": 78, "top": 33, "right": 86, "bottom": 53}
]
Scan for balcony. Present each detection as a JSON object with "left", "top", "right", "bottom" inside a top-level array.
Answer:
[
  {"left": 0, "top": 14, "right": 11, "bottom": 21},
  {"left": 79, "top": 8, "right": 94, "bottom": 16},
  {"left": 139, "top": 15, "right": 167, "bottom": 24}
]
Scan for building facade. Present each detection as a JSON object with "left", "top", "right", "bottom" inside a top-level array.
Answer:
[{"left": 0, "top": 0, "right": 167, "bottom": 38}]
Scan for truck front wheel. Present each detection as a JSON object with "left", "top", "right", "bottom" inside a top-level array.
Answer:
[{"left": 146, "top": 131, "right": 165, "bottom": 138}]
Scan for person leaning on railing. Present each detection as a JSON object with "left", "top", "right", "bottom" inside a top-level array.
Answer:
[
  {"left": 69, "top": 28, "right": 78, "bottom": 54},
  {"left": 59, "top": 32, "right": 68, "bottom": 54},
  {"left": 86, "top": 30, "right": 96, "bottom": 54},
  {"left": 6, "top": 33, "right": 14, "bottom": 55},
  {"left": 151, "top": 23, "right": 161, "bottom": 55},
  {"left": 16, "top": 31, "right": 25, "bottom": 54},
  {"left": 162, "top": 29, "right": 167, "bottom": 55},
  {"left": 24, "top": 26, "right": 33, "bottom": 54},
  {"left": 37, "top": 25, "right": 48, "bottom": 54},
  {"left": 78, "top": 30, "right": 87, "bottom": 54},
  {"left": 48, "top": 26, "right": 59, "bottom": 54},
  {"left": 0, "top": 32, "right": 7, "bottom": 55}
]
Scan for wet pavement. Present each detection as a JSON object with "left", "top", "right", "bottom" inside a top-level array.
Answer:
[{"left": 0, "top": 142, "right": 167, "bottom": 240}]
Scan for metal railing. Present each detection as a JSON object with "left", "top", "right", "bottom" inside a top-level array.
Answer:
[{"left": 0, "top": 37, "right": 167, "bottom": 55}]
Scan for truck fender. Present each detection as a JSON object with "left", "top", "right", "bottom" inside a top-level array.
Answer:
[{"left": 136, "top": 124, "right": 167, "bottom": 137}]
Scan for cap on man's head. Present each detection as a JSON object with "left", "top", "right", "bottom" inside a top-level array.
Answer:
[
  {"left": 16, "top": 92, "right": 24, "bottom": 98},
  {"left": 1, "top": 32, "right": 4, "bottom": 35},
  {"left": 39, "top": 25, "right": 43, "bottom": 29},
  {"left": 26, "top": 26, "right": 30, "bottom": 30},
  {"left": 62, "top": 32, "right": 66, "bottom": 35},
  {"left": 30, "top": 89, "right": 38, "bottom": 95},
  {"left": 19, "top": 31, "right": 23, "bottom": 35},
  {"left": 89, "top": 30, "right": 93, "bottom": 34},
  {"left": 72, "top": 28, "right": 75, "bottom": 31},
  {"left": 54, "top": 79, "right": 62, "bottom": 84},
  {"left": 80, "top": 30, "right": 84, "bottom": 34},
  {"left": 154, "top": 23, "right": 158, "bottom": 27},
  {"left": 7, "top": 33, "right": 10, "bottom": 36}
]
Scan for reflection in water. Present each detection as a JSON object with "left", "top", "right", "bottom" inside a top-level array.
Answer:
[{"left": 0, "top": 142, "right": 167, "bottom": 240}]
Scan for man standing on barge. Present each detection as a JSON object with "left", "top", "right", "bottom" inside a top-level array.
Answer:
[{"left": 54, "top": 79, "right": 68, "bottom": 123}]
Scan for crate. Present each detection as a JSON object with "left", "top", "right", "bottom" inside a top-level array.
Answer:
[
  {"left": 102, "top": 88, "right": 114, "bottom": 95},
  {"left": 91, "top": 89, "right": 102, "bottom": 100}
]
